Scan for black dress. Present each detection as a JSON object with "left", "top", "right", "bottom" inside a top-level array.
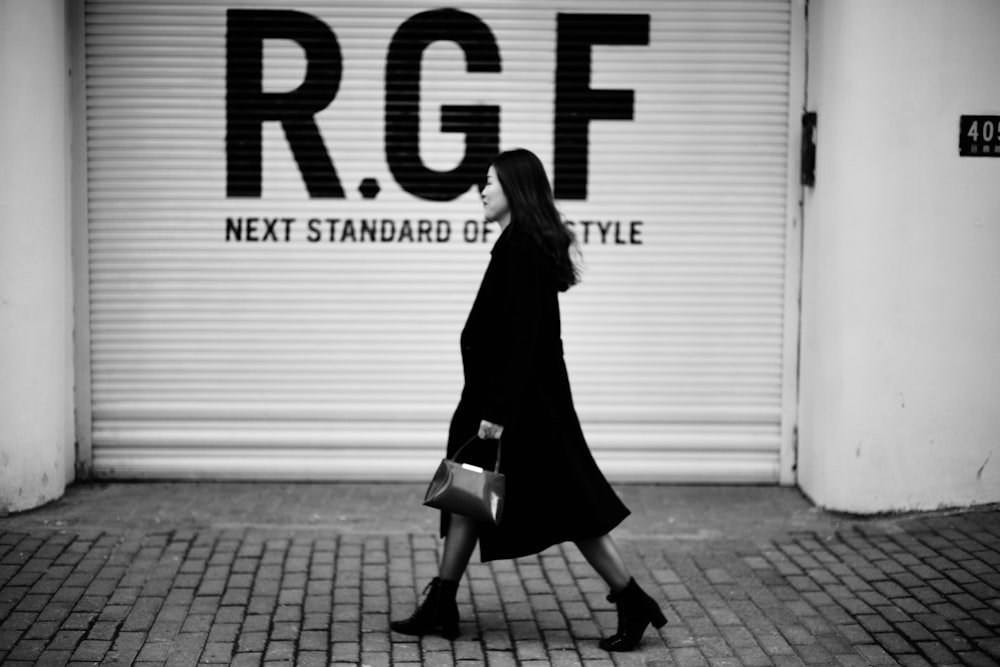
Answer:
[{"left": 441, "top": 222, "right": 630, "bottom": 561}]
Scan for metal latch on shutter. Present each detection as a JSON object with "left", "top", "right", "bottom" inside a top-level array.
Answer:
[{"left": 801, "top": 111, "right": 817, "bottom": 187}]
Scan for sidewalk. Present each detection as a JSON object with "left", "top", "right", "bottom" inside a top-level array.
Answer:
[{"left": 1, "top": 483, "right": 998, "bottom": 666}]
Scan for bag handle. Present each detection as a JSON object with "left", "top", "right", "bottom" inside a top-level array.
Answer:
[{"left": 451, "top": 435, "right": 503, "bottom": 473}]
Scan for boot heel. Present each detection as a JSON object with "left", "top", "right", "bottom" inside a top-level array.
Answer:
[
  {"left": 441, "top": 618, "right": 459, "bottom": 639},
  {"left": 649, "top": 605, "right": 667, "bottom": 629}
]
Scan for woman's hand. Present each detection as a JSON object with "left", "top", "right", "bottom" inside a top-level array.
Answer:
[{"left": 478, "top": 420, "right": 505, "bottom": 440}]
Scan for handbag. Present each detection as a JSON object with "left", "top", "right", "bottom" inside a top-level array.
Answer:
[{"left": 423, "top": 435, "right": 505, "bottom": 525}]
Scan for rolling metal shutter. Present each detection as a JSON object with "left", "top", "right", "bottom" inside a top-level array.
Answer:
[{"left": 82, "top": 0, "right": 802, "bottom": 481}]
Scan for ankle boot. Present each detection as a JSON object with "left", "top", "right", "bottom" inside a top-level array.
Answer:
[
  {"left": 390, "top": 577, "right": 460, "bottom": 639},
  {"left": 599, "top": 577, "right": 667, "bottom": 651}
]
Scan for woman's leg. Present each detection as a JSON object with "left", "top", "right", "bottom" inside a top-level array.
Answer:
[
  {"left": 390, "top": 513, "right": 478, "bottom": 638},
  {"left": 576, "top": 533, "right": 666, "bottom": 651},
  {"left": 575, "top": 533, "right": 630, "bottom": 592},
  {"left": 440, "top": 513, "right": 479, "bottom": 581}
]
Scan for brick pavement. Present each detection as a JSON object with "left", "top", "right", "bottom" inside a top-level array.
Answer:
[{"left": 0, "top": 483, "right": 998, "bottom": 666}]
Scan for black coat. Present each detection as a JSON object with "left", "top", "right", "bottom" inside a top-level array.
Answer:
[{"left": 442, "top": 222, "right": 630, "bottom": 561}]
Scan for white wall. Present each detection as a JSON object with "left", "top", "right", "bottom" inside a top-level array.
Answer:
[
  {"left": 799, "top": 0, "right": 1000, "bottom": 512},
  {"left": 0, "top": 0, "right": 74, "bottom": 513}
]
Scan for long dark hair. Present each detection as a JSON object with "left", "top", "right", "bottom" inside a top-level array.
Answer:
[{"left": 491, "top": 149, "right": 580, "bottom": 291}]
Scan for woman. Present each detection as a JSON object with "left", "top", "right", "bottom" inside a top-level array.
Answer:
[{"left": 390, "top": 149, "right": 666, "bottom": 652}]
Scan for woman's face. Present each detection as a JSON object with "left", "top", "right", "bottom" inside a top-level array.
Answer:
[{"left": 481, "top": 166, "right": 511, "bottom": 226}]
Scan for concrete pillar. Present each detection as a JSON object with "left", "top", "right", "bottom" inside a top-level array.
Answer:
[
  {"left": 0, "top": 0, "right": 74, "bottom": 513},
  {"left": 798, "top": 0, "right": 1000, "bottom": 512}
]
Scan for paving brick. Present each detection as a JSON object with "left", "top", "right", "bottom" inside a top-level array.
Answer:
[
  {"left": 163, "top": 631, "right": 207, "bottom": 667},
  {"left": 752, "top": 631, "right": 792, "bottom": 657},
  {"left": 200, "top": 641, "right": 234, "bottom": 663},
  {"left": 330, "top": 641, "right": 360, "bottom": 663},
  {"left": 0, "top": 611, "right": 33, "bottom": 633},
  {"left": 297, "top": 650, "right": 329, "bottom": 667},
  {"left": 6, "top": 638, "right": 47, "bottom": 662},
  {"left": 954, "top": 617, "right": 994, "bottom": 639},
  {"left": 136, "top": 641, "right": 173, "bottom": 662},
  {"left": 22, "top": 619, "right": 59, "bottom": 640},
  {"left": 207, "top": 623, "right": 239, "bottom": 643},
  {"left": 228, "top": 652, "right": 262, "bottom": 667},
  {"left": 106, "top": 631, "right": 146, "bottom": 664},
  {"left": 915, "top": 640, "right": 960, "bottom": 664},
  {"left": 854, "top": 614, "right": 893, "bottom": 634},
  {"left": 733, "top": 644, "right": 773, "bottom": 667},
  {"left": 853, "top": 643, "right": 897, "bottom": 665},
  {"left": 894, "top": 655, "right": 933, "bottom": 667},
  {"left": 70, "top": 639, "right": 112, "bottom": 662},
  {"left": 87, "top": 620, "right": 121, "bottom": 641},
  {"left": 148, "top": 618, "right": 184, "bottom": 644},
  {"left": 814, "top": 633, "right": 854, "bottom": 655},
  {"left": 956, "top": 651, "right": 1000, "bottom": 667},
  {"left": 235, "top": 630, "right": 266, "bottom": 653},
  {"left": 36, "top": 649, "right": 73, "bottom": 666}
]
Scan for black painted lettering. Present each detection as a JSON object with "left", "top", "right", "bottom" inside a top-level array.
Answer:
[
  {"left": 437, "top": 220, "right": 451, "bottom": 242},
  {"left": 554, "top": 13, "right": 649, "bottom": 199},
  {"left": 463, "top": 219, "right": 479, "bottom": 242},
  {"left": 247, "top": 217, "right": 263, "bottom": 241},
  {"left": 418, "top": 219, "right": 433, "bottom": 242},
  {"left": 614, "top": 221, "right": 627, "bottom": 245},
  {"left": 226, "top": 9, "right": 344, "bottom": 198},
  {"left": 342, "top": 219, "right": 357, "bottom": 242},
  {"left": 226, "top": 217, "right": 243, "bottom": 241},
  {"left": 361, "top": 219, "right": 377, "bottom": 242},
  {"left": 630, "top": 220, "right": 642, "bottom": 244},
  {"left": 398, "top": 219, "right": 415, "bottom": 242},
  {"left": 381, "top": 219, "right": 396, "bottom": 241},
  {"left": 261, "top": 217, "right": 279, "bottom": 241},
  {"left": 385, "top": 9, "right": 501, "bottom": 201},
  {"left": 596, "top": 220, "right": 613, "bottom": 243},
  {"left": 307, "top": 218, "right": 321, "bottom": 242}
]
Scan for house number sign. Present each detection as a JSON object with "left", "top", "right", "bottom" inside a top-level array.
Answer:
[{"left": 959, "top": 115, "right": 1000, "bottom": 156}]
